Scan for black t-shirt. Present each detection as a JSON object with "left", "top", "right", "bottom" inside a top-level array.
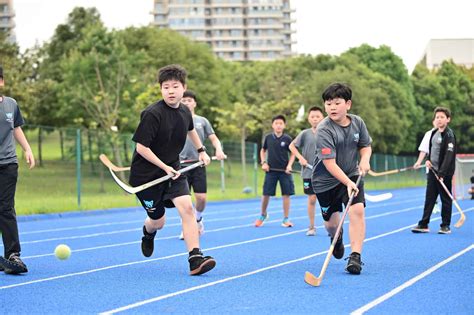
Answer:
[
  {"left": 262, "top": 133, "right": 292, "bottom": 169},
  {"left": 130, "top": 100, "right": 194, "bottom": 185}
]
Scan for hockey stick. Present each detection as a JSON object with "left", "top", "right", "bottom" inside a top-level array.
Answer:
[
  {"left": 364, "top": 192, "right": 393, "bottom": 202},
  {"left": 99, "top": 154, "right": 204, "bottom": 194},
  {"left": 368, "top": 165, "right": 425, "bottom": 177},
  {"left": 181, "top": 156, "right": 225, "bottom": 164},
  {"left": 304, "top": 175, "right": 362, "bottom": 287},
  {"left": 268, "top": 168, "right": 301, "bottom": 174},
  {"left": 98, "top": 154, "right": 221, "bottom": 172},
  {"left": 431, "top": 169, "right": 466, "bottom": 228}
]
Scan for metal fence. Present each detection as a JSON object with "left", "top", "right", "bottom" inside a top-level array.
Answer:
[{"left": 18, "top": 125, "right": 425, "bottom": 212}]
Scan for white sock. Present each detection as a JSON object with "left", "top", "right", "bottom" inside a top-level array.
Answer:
[{"left": 195, "top": 210, "right": 202, "bottom": 221}]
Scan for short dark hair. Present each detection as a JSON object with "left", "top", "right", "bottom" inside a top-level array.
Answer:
[
  {"left": 158, "top": 64, "right": 187, "bottom": 86},
  {"left": 183, "top": 90, "right": 197, "bottom": 102},
  {"left": 322, "top": 83, "right": 352, "bottom": 102},
  {"left": 433, "top": 106, "right": 451, "bottom": 119},
  {"left": 0, "top": 65, "right": 3, "bottom": 79},
  {"left": 308, "top": 106, "right": 323, "bottom": 114},
  {"left": 272, "top": 115, "right": 286, "bottom": 123}
]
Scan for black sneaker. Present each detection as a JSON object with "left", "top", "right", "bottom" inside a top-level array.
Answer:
[
  {"left": 438, "top": 226, "right": 451, "bottom": 234},
  {"left": 411, "top": 225, "right": 429, "bottom": 233},
  {"left": 188, "top": 248, "right": 216, "bottom": 276},
  {"left": 141, "top": 226, "right": 156, "bottom": 257},
  {"left": 331, "top": 228, "right": 344, "bottom": 259},
  {"left": 1, "top": 253, "right": 28, "bottom": 274},
  {"left": 345, "top": 252, "right": 363, "bottom": 275}
]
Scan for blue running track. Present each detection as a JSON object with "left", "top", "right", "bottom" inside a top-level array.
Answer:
[{"left": 1, "top": 187, "right": 473, "bottom": 314}]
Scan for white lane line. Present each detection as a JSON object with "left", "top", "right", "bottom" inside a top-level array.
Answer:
[
  {"left": 22, "top": 204, "right": 423, "bottom": 259},
  {"left": 2, "top": 205, "right": 439, "bottom": 293},
  {"left": 19, "top": 196, "right": 424, "bottom": 235},
  {"left": 17, "top": 208, "right": 311, "bottom": 246},
  {"left": 4, "top": 203, "right": 459, "bottom": 293},
  {"left": 351, "top": 244, "right": 474, "bottom": 315},
  {"left": 18, "top": 201, "right": 307, "bottom": 235},
  {"left": 101, "top": 212, "right": 466, "bottom": 315},
  {"left": 22, "top": 215, "right": 310, "bottom": 259}
]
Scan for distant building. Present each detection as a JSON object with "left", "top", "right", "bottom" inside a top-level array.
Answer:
[
  {"left": 0, "top": 0, "right": 15, "bottom": 43},
  {"left": 151, "top": 0, "right": 296, "bottom": 61},
  {"left": 422, "top": 39, "right": 474, "bottom": 69}
]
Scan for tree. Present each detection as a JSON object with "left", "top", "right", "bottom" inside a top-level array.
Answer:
[
  {"left": 59, "top": 23, "right": 147, "bottom": 172},
  {"left": 214, "top": 102, "right": 259, "bottom": 187}
]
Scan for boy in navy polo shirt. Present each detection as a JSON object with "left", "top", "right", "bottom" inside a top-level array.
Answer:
[{"left": 255, "top": 115, "right": 295, "bottom": 228}]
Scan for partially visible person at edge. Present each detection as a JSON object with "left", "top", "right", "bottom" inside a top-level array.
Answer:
[{"left": 0, "top": 65, "right": 35, "bottom": 275}]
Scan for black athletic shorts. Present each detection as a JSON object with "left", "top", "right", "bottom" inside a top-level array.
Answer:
[
  {"left": 303, "top": 178, "right": 315, "bottom": 195},
  {"left": 185, "top": 166, "right": 207, "bottom": 193},
  {"left": 263, "top": 170, "right": 295, "bottom": 196},
  {"left": 135, "top": 175, "right": 190, "bottom": 220},
  {"left": 315, "top": 176, "right": 365, "bottom": 222}
]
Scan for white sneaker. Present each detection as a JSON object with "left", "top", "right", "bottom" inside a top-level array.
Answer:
[
  {"left": 306, "top": 227, "right": 316, "bottom": 236},
  {"left": 179, "top": 231, "right": 184, "bottom": 240},
  {"left": 197, "top": 218, "right": 204, "bottom": 235}
]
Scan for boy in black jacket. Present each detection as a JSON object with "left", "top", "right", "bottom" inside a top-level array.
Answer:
[{"left": 412, "top": 107, "right": 456, "bottom": 234}]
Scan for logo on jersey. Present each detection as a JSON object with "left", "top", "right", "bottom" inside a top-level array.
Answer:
[
  {"left": 353, "top": 133, "right": 360, "bottom": 142},
  {"left": 280, "top": 141, "right": 286, "bottom": 147},
  {"left": 195, "top": 122, "right": 203, "bottom": 129},
  {"left": 321, "top": 148, "right": 331, "bottom": 155},
  {"left": 447, "top": 143, "right": 454, "bottom": 151},
  {"left": 6, "top": 112, "right": 13, "bottom": 123}
]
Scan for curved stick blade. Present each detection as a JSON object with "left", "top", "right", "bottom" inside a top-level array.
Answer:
[{"left": 304, "top": 271, "right": 322, "bottom": 287}]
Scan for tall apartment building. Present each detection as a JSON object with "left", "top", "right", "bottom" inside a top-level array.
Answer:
[
  {"left": 151, "top": 0, "right": 296, "bottom": 61},
  {"left": 0, "top": 0, "right": 15, "bottom": 43},
  {"left": 422, "top": 39, "right": 474, "bottom": 70}
]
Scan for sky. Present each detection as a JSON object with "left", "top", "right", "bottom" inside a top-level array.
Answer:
[{"left": 12, "top": 0, "right": 474, "bottom": 72}]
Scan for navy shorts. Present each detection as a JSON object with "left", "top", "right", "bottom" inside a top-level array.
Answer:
[
  {"left": 303, "top": 178, "right": 315, "bottom": 195},
  {"left": 315, "top": 176, "right": 365, "bottom": 222},
  {"left": 135, "top": 175, "right": 190, "bottom": 220},
  {"left": 263, "top": 171, "right": 295, "bottom": 196},
  {"left": 184, "top": 165, "right": 207, "bottom": 193}
]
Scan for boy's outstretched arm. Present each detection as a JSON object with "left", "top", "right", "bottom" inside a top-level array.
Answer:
[
  {"left": 208, "top": 134, "right": 226, "bottom": 160},
  {"left": 13, "top": 127, "right": 35, "bottom": 169},
  {"left": 359, "top": 146, "right": 372, "bottom": 176},
  {"left": 289, "top": 140, "right": 307, "bottom": 166},
  {"left": 136, "top": 143, "right": 180, "bottom": 179},
  {"left": 188, "top": 129, "right": 211, "bottom": 166}
]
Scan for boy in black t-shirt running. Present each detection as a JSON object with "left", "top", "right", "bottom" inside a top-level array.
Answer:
[
  {"left": 129, "top": 64, "right": 215, "bottom": 276},
  {"left": 255, "top": 115, "right": 296, "bottom": 228}
]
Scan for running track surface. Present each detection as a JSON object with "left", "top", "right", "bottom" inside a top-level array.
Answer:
[{"left": 1, "top": 187, "right": 473, "bottom": 314}]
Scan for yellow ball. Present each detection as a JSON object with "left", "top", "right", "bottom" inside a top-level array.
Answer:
[{"left": 54, "top": 244, "right": 71, "bottom": 260}]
